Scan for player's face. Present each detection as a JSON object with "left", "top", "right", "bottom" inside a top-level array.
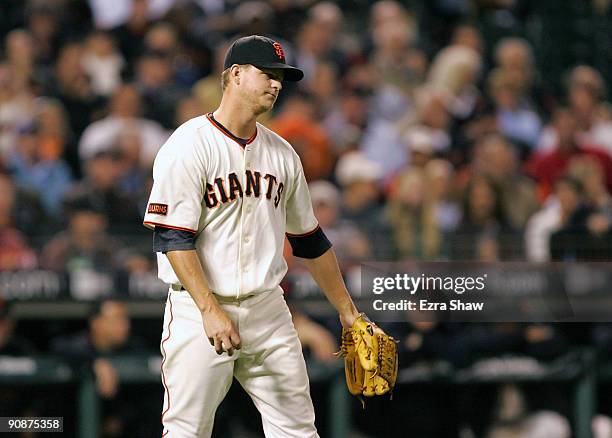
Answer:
[{"left": 239, "top": 65, "right": 284, "bottom": 115}]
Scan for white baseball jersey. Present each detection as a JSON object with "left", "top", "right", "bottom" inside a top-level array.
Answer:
[{"left": 144, "top": 114, "right": 319, "bottom": 298}]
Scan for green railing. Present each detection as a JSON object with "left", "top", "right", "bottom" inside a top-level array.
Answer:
[{"left": 0, "top": 350, "right": 603, "bottom": 438}]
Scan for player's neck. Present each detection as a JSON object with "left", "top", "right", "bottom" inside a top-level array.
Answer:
[{"left": 213, "top": 100, "right": 257, "bottom": 140}]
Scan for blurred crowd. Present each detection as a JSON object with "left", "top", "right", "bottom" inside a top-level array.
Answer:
[
  {"left": 1, "top": 0, "right": 612, "bottom": 272},
  {"left": 2, "top": 0, "right": 612, "bottom": 437}
]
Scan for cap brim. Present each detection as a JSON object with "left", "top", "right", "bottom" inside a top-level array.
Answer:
[{"left": 254, "top": 62, "right": 304, "bottom": 82}]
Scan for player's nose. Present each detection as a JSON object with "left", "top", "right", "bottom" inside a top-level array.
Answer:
[{"left": 271, "top": 78, "right": 282, "bottom": 91}]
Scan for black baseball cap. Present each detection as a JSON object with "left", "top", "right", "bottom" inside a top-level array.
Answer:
[{"left": 223, "top": 35, "right": 304, "bottom": 82}]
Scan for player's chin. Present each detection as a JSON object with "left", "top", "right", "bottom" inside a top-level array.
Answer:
[
  {"left": 264, "top": 93, "right": 277, "bottom": 105},
  {"left": 255, "top": 100, "right": 275, "bottom": 114}
]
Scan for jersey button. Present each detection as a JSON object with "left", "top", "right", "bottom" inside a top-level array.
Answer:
[{"left": 244, "top": 237, "right": 250, "bottom": 243}]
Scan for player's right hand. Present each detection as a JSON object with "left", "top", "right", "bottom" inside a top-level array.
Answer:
[{"left": 201, "top": 305, "right": 241, "bottom": 356}]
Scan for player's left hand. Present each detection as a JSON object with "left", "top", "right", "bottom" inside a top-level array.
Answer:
[{"left": 339, "top": 313, "right": 398, "bottom": 398}]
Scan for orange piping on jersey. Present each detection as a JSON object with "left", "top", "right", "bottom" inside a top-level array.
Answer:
[
  {"left": 143, "top": 221, "right": 197, "bottom": 234},
  {"left": 160, "top": 292, "right": 174, "bottom": 436},
  {"left": 206, "top": 113, "right": 257, "bottom": 148},
  {"left": 286, "top": 224, "right": 321, "bottom": 238}
]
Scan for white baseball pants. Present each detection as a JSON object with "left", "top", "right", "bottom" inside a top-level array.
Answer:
[{"left": 159, "top": 286, "right": 320, "bottom": 438}]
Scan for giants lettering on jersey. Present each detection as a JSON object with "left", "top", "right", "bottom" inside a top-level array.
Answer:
[{"left": 204, "top": 170, "right": 285, "bottom": 209}]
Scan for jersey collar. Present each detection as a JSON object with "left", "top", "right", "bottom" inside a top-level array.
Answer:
[{"left": 206, "top": 113, "right": 257, "bottom": 148}]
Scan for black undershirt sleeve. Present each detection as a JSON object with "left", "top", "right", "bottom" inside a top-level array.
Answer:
[
  {"left": 286, "top": 226, "right": 332, "bottom": 259},
  {"left": 153, "top": 226, "right": 196, "bottom": 253}
]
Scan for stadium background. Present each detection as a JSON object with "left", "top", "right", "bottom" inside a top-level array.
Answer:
[{"left": 2, "top": 0, "right": 612, "bottom": 436}]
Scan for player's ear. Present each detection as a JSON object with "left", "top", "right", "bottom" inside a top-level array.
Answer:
[{"left": 230, "top": 64, "right": 241, "bottom": 86}]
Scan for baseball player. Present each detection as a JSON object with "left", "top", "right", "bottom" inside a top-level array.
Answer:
[{"left": 143, "top": 35, "right": 360, "bottom": 437}]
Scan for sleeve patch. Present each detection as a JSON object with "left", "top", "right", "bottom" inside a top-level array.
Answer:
[{"left": 148, "top": 203, "right": 168, "bottom": 216}]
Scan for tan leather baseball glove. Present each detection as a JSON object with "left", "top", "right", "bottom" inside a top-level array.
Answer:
[{"left": 339, "top": 313, "right": 398, "bottom": 400}]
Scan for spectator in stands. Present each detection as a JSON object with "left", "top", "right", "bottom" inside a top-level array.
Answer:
[
  {"left": 309, "top": 180, "right": 370, "bottom": 265},
  {"left": 231, "top": 1, "right": 275, "bottom": 38},
  {"left": 270, "top": 92, "right": 334, "bottom": 180},
  {"left": 549, "top": 176, "right": 593, "bottom": 261},
  {"left": 359, "top": 101, "right": 408, "bottom": 179},
  {"left": 35, "top": 98, "right": 75, "bottom": 171},
  {"left": 81, "top": 31, "right": 125, "bottom": 98},
  {"left": 568, "top": 156, "right": 612, "bottom": 228},
  {"left": 336, "top": 151, "right": 396, "bottom": 260},
  {"left": 396, "top": 87, "right": 453, "bottom": 173},
  {"left": 424, "top": 158, "right": 461, "bottom": 233},
  {"left": 359, "top": 4, "right": 426, "bottom": 175},
  {"left": 452, "top": 174, "right": 517, "bottom": 260},
  {"left": 0, "top": 168, "right": 46, "bottom": 237},
  {"left": 193, "top": 40, "right": 231, "bottom": 115},
  {"left": 64, "top": 149, "right": 143, "bottom": 235},
  {"left": 322, "top": 81, "right": 371, "bottom": 154},
  {"left": 110, "top": 0, "right": 152, "bottom": 62},
  {"left": 174, "top": 95, "right": 206, "bottom": 128},
  {"left": 368, "top": 0, "right": 425, "bottom": 106},
  {"left": 569, "top": 157, "right": 611, "bottom": 210},
  {"left": 525, "top": 158, "right": 611, "bottom": 262},
  {"left": 552, "top": 172, "right": 612, "bottom": 261},
  {"left": 48, "top": 42, "right": 105, "bottom": 144},
  {"left": 494, "top": 38, "right": 534, "bottom": 91},
  {"left": 144, "top": 22, "right": 200, "bottom": 88},
  {"left": 527, "top": 107, "right": 612, "bottom": 198},
  {"left": 402, "top": 126, "right": 438, "bottom": 169},
  {"left": 135, "top": 49, "right": 189, "bottom": 129},
  {"left": 567, "top": 66, "right": 612, "bottom": 153},
  {"left": 51, "top": 300, "right": 138, "bottom": 387},
  {"left": 26, "top": 2, "right": 62, "bottom": 66},
  {"left": 493, "top": 37, "right": 548, "bottom": 115},
  {"left": 51, "top": 299, "right": 152, "bottom": 437},
  {"left": 4, "top": 29, "right": 36, "bottom": 92},
  {"left": 40, "top": 196, "right": 126, "bottom": 272},
  {"left": 78, "top": 84, "right": 168, "bottom": 171},
  {"left": 0, "top": 172, "right": 37, "bottom": 270},
  {"left": 450, "top": 23, "right": 483, "bottom": 54},
  {"left": 538, "top": 66, "right": 611, "bottom": 153},
  {"left": 0, "top": 61, "right": 36, "bottom": 162},
  {"left": 387, "top": 167, "right": 444, "bottom": 260},
  {"left": 487, "top": 68, "right": 542, "bottom": 153},
  {"left": 525, "top": 196, "right": 562, "bottom": 263},
  {"left": 425, "top": 44, "right": 484, "bottom": 165},
  {"left": 292, "top": 310, "right": 338, "bottom": 364},
  {"left": 468, "top": 134, "right": 539, "bottom": 229},
  {"left": 8, "top": 121, "right": 73, "bottom": 219},
  {"left": 294, "top": 1, "right": 347, "bottom": 86},
  {"left": 427, "top": 43, "right": 482, "bottom": 123},
  {"left": 305, "top": 61, "right": 340, "bottom": 119}
]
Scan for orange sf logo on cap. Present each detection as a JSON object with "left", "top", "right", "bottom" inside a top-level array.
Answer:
[{"left": 272, "top": 42, "right": 285, "bottom": 61}]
